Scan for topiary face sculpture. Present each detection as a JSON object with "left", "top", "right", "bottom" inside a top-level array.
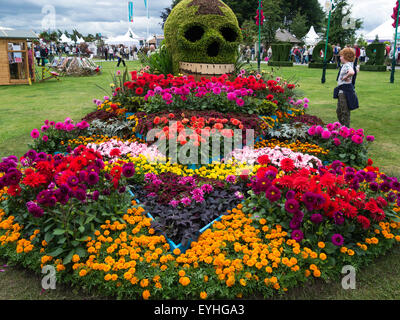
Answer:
[{"left": 164, "top": 0, "right": 243, "bottom": 74}]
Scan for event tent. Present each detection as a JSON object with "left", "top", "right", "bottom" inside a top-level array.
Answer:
[
  {"left": 60, "top": 33, "right": 73, "bottom": 44},
  {"left": 105, "top": 28, "right": 142, "bottom": 46},
  {"left": 365, "top": 19, "right": 397, "bottom": 43},
  {"left": 303, "top": 26, "right": 320, "bottom": 46}
]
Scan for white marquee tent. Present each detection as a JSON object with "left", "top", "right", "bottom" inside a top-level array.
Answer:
[
  {"left": 105, "top": 28, "right": 143, "bottom": 46},
  {"left": 303, "top": 26, "right": 320, "bottom": 46},
  {"left": 365, "top": 20, "right": 397, "bottom": 43},
  {"left": 60, "top": 33, "right": 73, "bottom": 44}
]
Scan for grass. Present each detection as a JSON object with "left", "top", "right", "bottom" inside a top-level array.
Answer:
[
  {"left": 0, "top": 62, "right": 399, "bottom": 300},
  {"left": 0, "top": 60, "right": 142, "bottom": 159}
]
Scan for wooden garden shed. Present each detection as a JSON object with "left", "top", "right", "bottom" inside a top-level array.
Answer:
[{"left": 0, "top": 29, "right": 39, "bottom": 85}]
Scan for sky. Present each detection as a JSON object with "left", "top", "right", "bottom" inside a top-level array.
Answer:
[{"left": 0, "top": 0, "right": 395, "bottom": 39}]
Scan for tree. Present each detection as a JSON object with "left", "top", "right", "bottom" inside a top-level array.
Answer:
[
  {"left": 326, "top": 0, "right": 363, "bottom": 47},
  {"left": 84, "top": 34, "right": 96, "bottom": 43},
  {"left": 260, "top": 0, "right": 283, "bottom": 46},
  {"left": 241, "top": 19, "right": 257, "bottom": 46},
  {"left": 357, "top": 34, "right": 368, "bottom": 48},
  {"left": 280, "top": 0, "right": 325, "bottom": 32},
  {"left": 289, "top": 10, "right": 308, "bottom": 40},
  {"left": 39, "top": 31, "right": 50, "bottom": 42}
]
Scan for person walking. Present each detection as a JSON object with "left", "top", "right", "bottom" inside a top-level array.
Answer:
[
  {"left": 35, "top": 46, "right": 41, "bottom": 65},
  {"left": 245, "top": 46, "right": 251, "bottom": 63},
  {"left": 40, "top": 45, "right": 48, "bottom": 67},
  {"left": 308, "top": 45, "right": 314, "bottom": 63},
  {"left": 104, "top": 45, "right": 109, "bottom": 61},
  {"left": 334, "top": 48, "right": 358, "bottom": 128},
  {"left": 109, "top": 46, "right": 114, "bottom": 61},
  {"left": 116, "top": 45, "right": 126, "bottom": 67}
]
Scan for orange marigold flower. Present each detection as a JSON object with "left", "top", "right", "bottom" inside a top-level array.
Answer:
[
  {"left": 142, "top": 290, "right": 151, "bottom": 300},
  {"left": 179, "top": 276, "right": 190, "bottom": 286}
]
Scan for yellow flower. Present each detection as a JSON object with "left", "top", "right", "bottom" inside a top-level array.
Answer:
[
  {"left": 72, "top": 254, "right": 80, "bottom": 263},
  {"left": 318, "top": 242, "right": 325, "bottom": 249}
]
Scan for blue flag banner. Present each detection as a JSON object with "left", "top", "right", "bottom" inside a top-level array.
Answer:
[
  {"left": 144, "top": 0, "right": 149, "bottom": 18},
  {"left": 128, "top": 1, "right": 134, "bottom": 22}
]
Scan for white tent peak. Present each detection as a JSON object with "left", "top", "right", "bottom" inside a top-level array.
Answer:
[
  {"left": 125, "top": 28, "right": 141, "bottom": 40},
  {"left": 60, "top": 33, "right": 73, "bottom": 44},
  {"left": 365, "top": 20, "right": 396, "bottom": 42},
  {"left": 105, "top": 29, "right": 143, "bottom": 46},
  {"left": 303, "top": 26, "right": 320, "bottom": 46}
]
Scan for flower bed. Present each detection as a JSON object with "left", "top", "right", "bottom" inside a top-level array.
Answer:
[{"left": 0, "top": 69, "right": 399, "bottom": 300}]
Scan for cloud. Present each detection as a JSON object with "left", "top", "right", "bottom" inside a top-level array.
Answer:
[
  {"left": 1, "top": 1, "right": 394, "bottom": 39},
  {"left": 0, "top": 0, "right": 173, "bottom": 38},
  {"left": 318, "top": 0, "right": 393, "bottom": 34}
]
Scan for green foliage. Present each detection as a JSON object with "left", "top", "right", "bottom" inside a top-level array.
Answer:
[
  {"left": 360, "top": 65, "right": 387, "bottom": 72},
  {"left": 257, "top": 100, "right": 278, "bottom": 115},
  {"left": 328, "top": 0, "right": 363, "bottom": 47},
  {"left": 28, "top": 127, "right": 89, "bottom": 155},
  {"left": 241, "top": 19, "right": 257, "bottom": 46},
  {"left": 266, "top": 122, "right": 310, "bottom": 142},
  {"left": 270, "top": 43, "right": 292, "bottom": 62},
  {"left": 260, "top": 0, "right": 283, "bottom": 45},
  {"left": 289, "top": 10, "right": 309, "bottom": 40},
  {"left": 365, "top": 43, "right": 386, "bottom": 66},
  {"left": 87, "top": 119, "right": 134, "bottom": 139},
  {"left": 280, "top": 0, "right": 325, "bottom": 32},
  {"left": 3, "top": 178, "right": 131, "bottom": 265},
  {"left": 308, "top": 62, "right": 337, "bottom": 69},
  {"left": 138, "top": 45, "right": 174, "bottom": 76},
  {"left": 312, "top": 42, "right": 333, "bottom": 63},
  {"left": 164, "top": 0, "right": 243, "bottom": 74}
]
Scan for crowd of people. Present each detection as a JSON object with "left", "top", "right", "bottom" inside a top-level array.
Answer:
[
  {"left": 31, "top": 42, "right": 158, "bottom": 68},
  {"left": 241, "top": 42, "right": 399, "bottom": 66}
]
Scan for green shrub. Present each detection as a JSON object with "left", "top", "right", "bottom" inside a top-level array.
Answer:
[
  {"left": 365, "top": 43, "right": 386, "bottom": 66},
  {"left": 312, "top": 42, "right": 333, "bottom": 63},
  {"left": 270, "top": 43, "right": 292, "bottom": 62},
  {"left": 308, "top": 62, "right": 337, "bottom": 69},
  {"left": 360, "top": 64, "right": 387, "bottom": 72},
  {"left": 138, "top": 45, "right": 174, "bottom": 76}
]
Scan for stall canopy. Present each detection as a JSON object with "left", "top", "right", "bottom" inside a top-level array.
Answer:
[
  {"left": 365, "top": 20, "right": 396, "bottom": 43},
  {"left": 105, "top": 28, "right": 143, "bottom": 46},
  {"left": 275, "top": 28, "right": 301, "bottom": 44},
  {"left": 303, "top": 26, "right": 320, "bottom": 46},
  {"left": 60, "top": 33, "right": 73, "bottom": 44}
]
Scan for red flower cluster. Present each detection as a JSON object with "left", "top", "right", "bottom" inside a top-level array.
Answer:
[{"left": 252, "top": 159, "right": 399, "bottom": 233}]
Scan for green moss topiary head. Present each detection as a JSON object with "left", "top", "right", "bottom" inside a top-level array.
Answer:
[{"left": 164, "top": 0, "right": 243, "bottom": 74}]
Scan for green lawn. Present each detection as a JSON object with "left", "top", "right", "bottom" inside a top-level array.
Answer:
[
  {"left": 0, "top": 62, "right": 399, "bottom": 300},
  {"left": 0, "top": 60, "right": 142, "bottom": 159}
]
